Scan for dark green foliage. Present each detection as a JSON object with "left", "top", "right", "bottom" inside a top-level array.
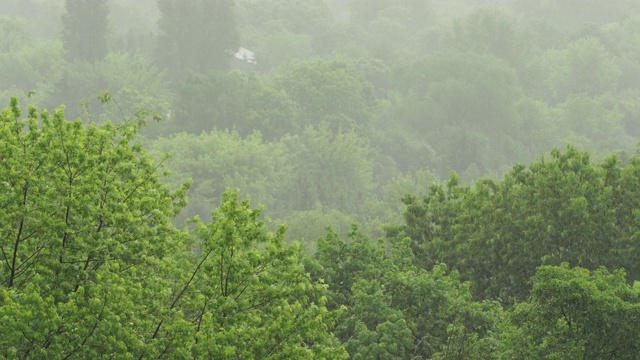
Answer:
[
  {"left": 500, "top": 265, "right": 640, "bottom": 359},
  {"left": 309, "top": 227, "right": 502, "bottom": 359},
  {"left": 392, "top": 146, "right": 640, "bottom": 303},
  {"left": 61, "top": 0, "right": 109, "bottom": 62}
]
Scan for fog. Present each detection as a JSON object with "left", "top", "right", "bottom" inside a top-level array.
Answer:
[{"left": 3, "top": 0, "right": 640, "bottom": 237}]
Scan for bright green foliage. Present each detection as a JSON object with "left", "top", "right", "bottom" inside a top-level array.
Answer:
[
  {"left": 392, "top": 146, "right": 640, "bottom": 303},
  {"left": 0, "top": 99, "right": 347, "bottom": 358},
  {"left": 167, "top": 191, "right": 347, "bottom": 359},
  {"left": 156, "top": 0, "right": 239, "bottom": 83},
  {"left": 0, "top": 98, "right": 188, "bottom": 357},
  {"left": 310, "top": 228, "right": 502, "bottom": 359},
  {"left": 499, "top": 264, "right": 640, "bottom": 359},
  {"left": 61, "top": 0, "right": 108, "bottom": 62}
]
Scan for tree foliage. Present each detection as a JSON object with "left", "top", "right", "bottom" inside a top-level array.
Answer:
[
  {"left": 391, "top": 146, "right": 640, "bottom": 303},
  {"left": 0, "top": 99, "right": 345, "bottom": 358},
  {"left": 500, "top": 265, "right": 640, "bottom": 359},
  {"left": 0, "top": 98, "right": 188, "bottom": 357}
]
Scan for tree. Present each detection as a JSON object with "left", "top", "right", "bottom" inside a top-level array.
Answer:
[
  {"left": 61, "top": 0, "right": 109, "bottom": 62},
  {"left": 156, "top": 0, "right": 239, "bottom": 83},
  {"left": 164, "top": 191, "right": 348, "bottom": 358},
  {"left": 147, "top": 129, "right": 294, "bottom": 222},
  {"left": 388, "top": 51, "right": 526, "bottom": 175},
  {"left": 446, "top": 7, "right": 530, "bottom": 66},
  {"left": 308, "top": 227, "right": 502, "bottom": 359},
  {"left": 0, "top": 98, "right": 189, "bottom": 357},
  {"left": 0, "top": 18, "right": 65, "bottom": 108},
  {"left": 511, "top": 0, "right": 640, "bottom": 27},
  {"left": 346, "top": 0, "right": 436, "bottom": 59},
  {"left": 48, "top": 52, "right": 172, "bottom": 125},
  {"left": 500, "top": 264, "right": 640, "bottom": 359},
  {"left": 237, "top": 0, "right": 336, "bottom": 66},
  {"left": 269, "top": 57, "right": 376, "bottom": 132},
  {"left": 0, "top": 98, "right": 346, "bottom": 357},
  {"left": 280, "top": 125, "right": 375, "bottom": 213},
  {"left": 390, "top": 146, "right": 640, "bottom": 303},
  {"left": 524, "top": 37, "right": 621, "bottom": 104},
  {"left": 172, "top": 71, "right": 300, "bottom": 139}
]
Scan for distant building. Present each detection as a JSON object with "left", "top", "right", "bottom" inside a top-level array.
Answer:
[{"left": 234, "top": 47, "right": 257, "bottom": 65}]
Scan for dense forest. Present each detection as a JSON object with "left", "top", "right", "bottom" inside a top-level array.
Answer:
[{"left": 2, "top": 0, "right": 640, "bottom": 358}]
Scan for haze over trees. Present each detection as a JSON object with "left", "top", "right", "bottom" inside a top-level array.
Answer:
[{"left": 3, "top": 0, "right": 640, "bottom": 358}]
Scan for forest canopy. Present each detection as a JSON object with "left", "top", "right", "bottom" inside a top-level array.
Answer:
[{"left": 3, "top": 0, "right": 640, "bottom": 358}]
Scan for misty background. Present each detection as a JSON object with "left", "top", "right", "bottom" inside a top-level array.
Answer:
[{"left": 2, "top": 0, "right": 640, "bottom": 243}]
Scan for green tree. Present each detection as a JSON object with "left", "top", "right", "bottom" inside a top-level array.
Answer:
[
  {"left": 269, "top": 57, "right": 375, "bottom": 132},
  {"left": 237, "top": 0, "right": 336, "bottom": 66},
  {"left": 511, "top": 0, "right": 640, "bottom": 27},
  {"left": 162, "top": 191, "right": 348, "bottom": 358},
  {"left": 0, "top": 17, "right": 31, "bottom": 53},
  {"left": 147, "top": 129, "right": 294, "bottom": 222},
  {"left": 156, "top": 0, "right": 239, "bottom": 83},
  {"left": 346, "top": 0, "right": 436, "bottom": 59},
  {"left": 0, "top": 98, "right": 346, "bottom": 357},
  {"left": 309, "top": 228, "right": 501, "bottom": 359},
  {"left": 500, "top": 264, "right": 640, "bottom": 359},
  {"left": 0, "top": 98, "right": 189, "bottom": 357},
  {"left": 61, "top": 0, "right": 109, "bottom": 62},
  {"left": 391, "top": 146, "right": 640, "bottom": 303},
  {"left": 446, "top": 7, "right": 530, "bottom": 66},
  {"left": 49, "top": 52, "right": 172, "bottom": 125},
  {"left": 173, "top": 71, "right": 300, "bottom": 139},
  {"left": 554, "top": 94, "right": 632, "bottom": 151},
  {"left": 389, "top": 51, "right": 526, "bottom": 175},
  {"left": 524, "top": 37, "right": 621, "bottom": 104},
  {"left": 0, "top": 20, "right": 65, "bottom": 108},
  {"left": 281, "top": 125, "right": 375, "bottom": 213}
]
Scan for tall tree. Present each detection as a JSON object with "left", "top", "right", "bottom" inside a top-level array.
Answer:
[
  {"left": 156, "top": 0, "right": 239, "bottom": 83},
  {"left": 0, "top": 98, "right": 346, "bottom": 357},
  {"left": 61, "top": 0, "right": 109, "bottom": 62},
  {"left": 0, "top": 98, "right": 188, "bottom": 357}
]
